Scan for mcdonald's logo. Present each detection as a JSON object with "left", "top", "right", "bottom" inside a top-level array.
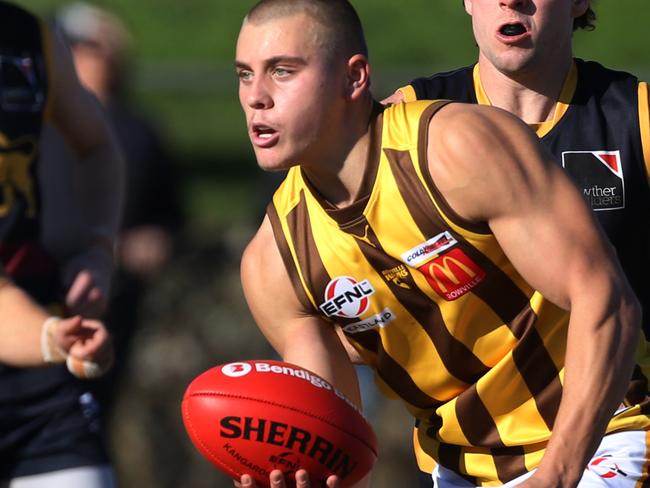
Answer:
[{"left": 418, "top": 248, "right": 485, "bottom": 301}]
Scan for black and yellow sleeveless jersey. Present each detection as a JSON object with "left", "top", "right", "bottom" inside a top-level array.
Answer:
[
  {"left": 0, "top": 1, "right": 50, "bottom": 241},
  {"left": 0, "top": 1, "right": 56, "bottom": 304},
  {"left": 267, "top": 100, "right": 650, "bottom": 485},
  {"left": 401, "top": 59, "right": 650, "bottom": 341}
]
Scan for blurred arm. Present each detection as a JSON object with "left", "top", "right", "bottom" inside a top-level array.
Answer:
[
  {"left": 0, "top": 272, "right": 112, "bottom": 375},
  {"left": 43, "top": 25, "right": 125, "bottom": 316}
]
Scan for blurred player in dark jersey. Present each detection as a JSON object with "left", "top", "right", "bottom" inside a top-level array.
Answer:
[{"left": 0, "top": 2, "right": 124, "bottom": 487}]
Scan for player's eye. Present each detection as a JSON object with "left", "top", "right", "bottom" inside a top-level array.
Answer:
[
  {"left": 273, "top": 67, "right": 291, "bottom": 78},
  {"left": 237, "top": 69, "right": 253, "bottom": 82}
]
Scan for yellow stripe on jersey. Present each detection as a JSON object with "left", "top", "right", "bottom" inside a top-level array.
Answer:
[
  {"left": 398, "top": 84, "right": 417, "bottom": 103},
  {"left": 638, "top": 82, "right": 650, "bottom": 187},
  {"left": 269, "top": 100, "right": 650, "bottom": 485}
]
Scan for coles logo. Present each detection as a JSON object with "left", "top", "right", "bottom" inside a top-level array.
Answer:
[
  {"left": 221, "top": 362, "right": 253, "bottom": 378},
  {"left": 319, "top": 276, "right": 375, "bottom": 318},
  {"left": 419, "top": 248, "right": 485, "bottom": 301},
  {"left": 401, "top": 231, "right": 458, "bottom": 268}
]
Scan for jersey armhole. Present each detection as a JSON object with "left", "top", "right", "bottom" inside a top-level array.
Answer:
[{"left": 266, "top": 202, "right": 319, "bottom": 314}]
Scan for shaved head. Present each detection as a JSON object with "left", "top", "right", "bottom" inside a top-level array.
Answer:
[{"left": 245, "top": 0, "right": 368, "bottom": 63}]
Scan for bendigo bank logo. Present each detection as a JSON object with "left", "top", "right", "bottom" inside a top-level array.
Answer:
[
  {"left": 319, "top": 276, "right": 375, "bottom": 318},
  {"left": 419, "top": 248, "right": 486, "bottom": 301}
]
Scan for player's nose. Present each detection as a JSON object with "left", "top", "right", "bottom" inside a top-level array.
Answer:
[{"left": 245, "top": 77, "right": 274, "bottom": 110}]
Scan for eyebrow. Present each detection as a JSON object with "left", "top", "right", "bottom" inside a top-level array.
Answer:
[{"left": 235, "top": 56, "right": 308, "bottom": 70}]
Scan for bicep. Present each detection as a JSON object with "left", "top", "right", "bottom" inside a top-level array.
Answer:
[
  {"left": 488, "top": 155, "right": 615, "bottom": 309},
  {"left": 428, "top": 105, "right": 621, "bottom": 309}
]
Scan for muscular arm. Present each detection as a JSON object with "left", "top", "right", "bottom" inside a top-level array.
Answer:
[
  {"left": 427, "top": 104, "right": 641, "bottom": 487},
  {"left": 44, "top": 25, "right": 125, "bottom": 316},
  {"left": 241, "top": 216, "right": 370, "bottom": 488}
]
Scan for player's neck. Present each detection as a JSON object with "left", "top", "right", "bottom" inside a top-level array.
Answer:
[
  {"left": 477, "top": 54, "right": 573, "bottom": 125},
  {"left": 302, "top": 98, "right": 376, "bottom": 209}
]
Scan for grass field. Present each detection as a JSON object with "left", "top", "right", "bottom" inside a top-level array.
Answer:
[{"left": 16, "top": 0, "right": 650, "bottom": 228}]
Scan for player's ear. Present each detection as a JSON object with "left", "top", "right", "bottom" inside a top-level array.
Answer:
[
  {"left": 571, "top": 0, "right": 590, "bottom": 18},
  {"left": 463, "top": 0, "right": 472, "bottom": 16},
  {"left": 346, "top": 54, "right": 370, "bottom": 101}
]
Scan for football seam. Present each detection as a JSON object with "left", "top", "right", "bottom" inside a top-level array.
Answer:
[{"left": 186, "top": 392, "right": 378, "bottom": 456}]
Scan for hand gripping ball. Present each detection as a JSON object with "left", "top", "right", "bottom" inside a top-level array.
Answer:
[{"left": 181, "top": 360, "right": 377, "bottom": 487}]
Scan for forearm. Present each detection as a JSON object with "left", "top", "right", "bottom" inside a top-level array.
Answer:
[
  {"left": 73, "top": 138, "right": 124, "bottom": 253},
  {"left": 536, "top": 288, "right": 640, "bottom": 486},
  {"left": 0, "top": 277, "right": 50, "bottom": 366}
]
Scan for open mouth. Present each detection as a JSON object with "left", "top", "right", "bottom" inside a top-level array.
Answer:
[
  {"left": 251, "top": 123, "right": 279, "bottom": 147},
  {"left": 253, "top": 124, "right": 276, "bottom": 139},
  {"left": 499, "top": 23, "right": 527, "bottom": 37}
]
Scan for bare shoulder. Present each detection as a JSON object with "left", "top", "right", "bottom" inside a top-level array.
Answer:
[
  {"left": 241, "top": 216, "right": 279, "bottom": 292},
  {"left": 426, "top": 103, "right": 552, "bottom": 222},
  {"left": 241, "top": 216, "right": 303, "bottom": 324}
]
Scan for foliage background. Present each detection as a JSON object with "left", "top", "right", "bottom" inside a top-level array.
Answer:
[{"left": 15, "top": 1, "right": 650, "bottom": 486}]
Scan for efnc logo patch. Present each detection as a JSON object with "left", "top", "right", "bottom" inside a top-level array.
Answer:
[
  {"left": 319, "top": 276, "right": 375, "bottom": 318},
  {"left": 561, "top": 150, "right": 625, "bottom": 211}
]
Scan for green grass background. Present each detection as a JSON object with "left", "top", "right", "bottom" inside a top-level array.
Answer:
[{"left": 18, "top": 0, "right": 650, "bottom": 231}]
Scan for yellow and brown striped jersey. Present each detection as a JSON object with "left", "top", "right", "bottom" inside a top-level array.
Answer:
[{"left": 267, "top": 100, "right": 650, "bottom": 485}]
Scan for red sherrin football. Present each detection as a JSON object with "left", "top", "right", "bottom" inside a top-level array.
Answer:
[{"left": 181, "top": 360, "right": 377, "bottom": 487}]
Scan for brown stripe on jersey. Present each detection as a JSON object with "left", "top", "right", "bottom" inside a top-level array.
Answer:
[
  {"left": 437, "top": 444, "right": 478, "bottom": 485},
  {"left": 384, "top": 147, "right": 534, "bottom": 334},
  {"left": 281, "top": 191, "right": 433, "bottom": 407},
  {"left": 267, "top": 202, "right": 314, "bottom": 312},
  {"left": 344, "top": 217, "right": 490, "bottom": 385},
  {"left": 511, "top": 316, "right": 562, "bottom": 430},
  {"left": 455, "top": 384, "right": 504, "bottom": 447},
  {"left": 490, "top": 446, "right": 528, "bottom": 483},
  {"left": 375, "top": 350, "right": 445, "bottom": 409},
  {"left": 416, "top": 101, "right": 491, "bottom": 235}
]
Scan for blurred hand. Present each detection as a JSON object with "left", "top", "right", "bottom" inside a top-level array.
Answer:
[
  {"left": 46, "top": 315, "right": 114, "bottom": 378},
  {"left": 236, "top": 469, "right": 340, "bottom": 488},
  {"left": 119, "top": 225, "right": 173, "bottom": 277},
  {"left": 62, "top": 247, "right": 114, "bottom": 318}
]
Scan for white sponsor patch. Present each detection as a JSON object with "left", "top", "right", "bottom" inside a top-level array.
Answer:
[
  {"left": 401, "top": 231, "right": 457, "bottom": 267},
  {"left": 342, "top": 308, "right": 396, "bottom": 334}
]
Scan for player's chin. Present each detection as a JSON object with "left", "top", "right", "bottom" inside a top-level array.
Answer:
[{"left": 253, "top": 152, "right": 296, "bottom": 172}]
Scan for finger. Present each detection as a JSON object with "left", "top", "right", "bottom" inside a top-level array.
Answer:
[
  {"left": 270, "top": 470, "right": 286, "bottom": 488},
  {"left": 326, "top": 475, "right": 340, "bottom": 488},
  {"left": 239, "top": 474, "right": 255, "bottom": 488},
  {"left": 295, "top": 470, "right": 311, "bottom": 488},
  {"left": 65, "top": 271, "right": 94, "bottom": 309},
  {"left": 52, "top": 316, "right": 84, "bottom": 352}
]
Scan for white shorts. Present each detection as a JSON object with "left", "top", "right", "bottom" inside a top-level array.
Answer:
[
  {"left": 431, "top": 430, "right": 648, "bottom": 487},
  {"left": 0, "top": 465, "right": 116, "bottom": 488}
]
